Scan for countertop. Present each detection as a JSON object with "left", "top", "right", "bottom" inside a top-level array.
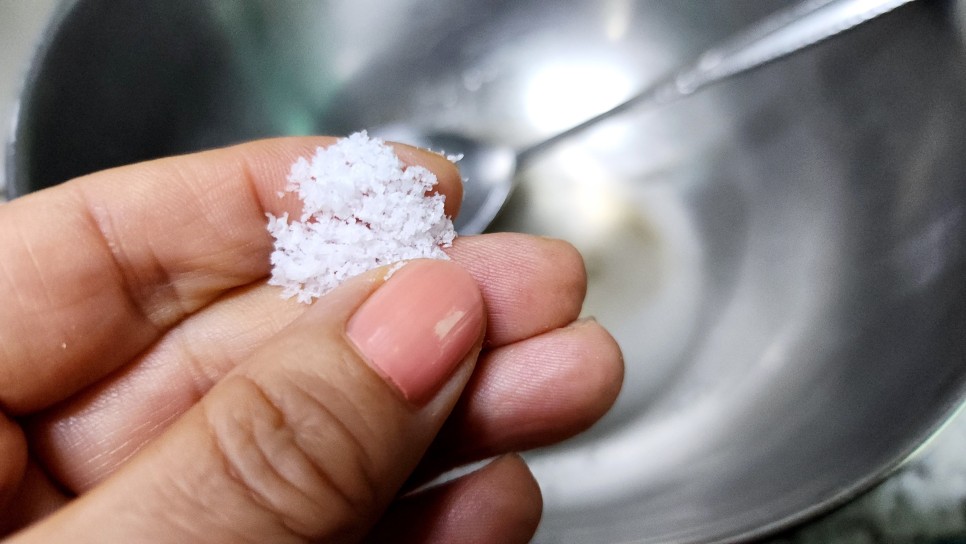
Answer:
[
  {"left": 769, "top": 408, "right": 966, "bottom": 543},
  {"left": 2, "top": 3, "right": 965, "bottom": 543}
]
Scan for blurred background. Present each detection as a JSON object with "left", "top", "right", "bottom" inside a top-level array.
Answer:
[{"left": 0, "top": 0, "right": 55, "bottom": 196}]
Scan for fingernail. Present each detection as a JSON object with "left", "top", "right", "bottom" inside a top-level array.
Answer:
[
  {"left": 569, "top": 316, "right": 598, "bottom": 328},
  {"left": 347, "top": 260, "right": 484, "bottom": 405}
]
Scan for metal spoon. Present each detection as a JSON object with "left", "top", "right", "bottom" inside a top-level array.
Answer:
[{"left": 379, "top": 0, "right": 918, "bottom": 234}]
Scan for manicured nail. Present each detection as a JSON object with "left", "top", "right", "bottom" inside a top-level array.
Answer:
[{"left": 347, "top": 260, "right": 484, "bottom": 405}]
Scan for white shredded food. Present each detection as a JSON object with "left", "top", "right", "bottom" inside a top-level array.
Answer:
[{"left": 266, "top": 131, "right": 456, "bottom": 303}]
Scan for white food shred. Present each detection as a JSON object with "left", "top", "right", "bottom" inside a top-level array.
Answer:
[{"left": 266, "top": 131, "right": 456, "bottom": 303}]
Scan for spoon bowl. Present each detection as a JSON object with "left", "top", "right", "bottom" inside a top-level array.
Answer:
[
  {"left": 383, "top": 0, "right": 919, "bottom": 235},
  {"left": 372, "top": 125, "right": 516, "bottom": 234}
]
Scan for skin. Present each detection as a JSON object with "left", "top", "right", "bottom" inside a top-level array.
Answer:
[{"left": 0, "top": 137, "right": 624, "bottom": 543}]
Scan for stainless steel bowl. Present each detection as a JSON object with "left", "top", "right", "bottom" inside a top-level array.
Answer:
[{"left": 8, "top": 1, "right": 966, "bottom": 542}]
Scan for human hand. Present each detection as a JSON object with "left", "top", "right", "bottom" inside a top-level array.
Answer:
[{"left": 0, "top": 138, "right": 623, "bottom": 543}]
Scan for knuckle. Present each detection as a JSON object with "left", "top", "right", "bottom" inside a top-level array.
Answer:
[{"left": 204, "top": 372, "right": 382, "bottom": 541}]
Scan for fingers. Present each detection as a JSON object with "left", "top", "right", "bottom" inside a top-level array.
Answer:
[
  {"left": 9, "top": 260, "right": 486, "bottom": 543},
  {"left": 448, "top": 234, "right": 587, "bottom": 346},
  {"left": 366, "top": 455, "right": 542, "bottom": 544},
  {"left": 31, "top": 233, "right": 592, "bottom": 493},
  {"left": 0, "top": 462, "right": 70, "bottom": 537},
  {"left": 419, "top": 319, "right": 623, "bottom": 478},
  {"left": 0, "top": 412, "right": 27, "bottom": 509},
  {"left": 0, "top": 136, "right": 461, "bottom": 414},
  {"left": 29, "top": 284, "right": 305, "bottom": 492}
]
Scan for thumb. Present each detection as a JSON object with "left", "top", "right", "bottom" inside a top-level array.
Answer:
[{"left": 13, "top": 260, "right": 485, "bottom": 543}]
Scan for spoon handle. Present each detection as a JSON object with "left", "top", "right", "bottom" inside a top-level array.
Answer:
[{"left": 517, "top": 0, "right": 919, "bottom": 163}]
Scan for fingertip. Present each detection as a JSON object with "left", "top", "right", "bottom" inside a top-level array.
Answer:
[
  {"left": 564, "top": 318, "right": 625, "bottom": 421},
  {"left": 542, "top": 237, "right": 588, "bottom": 304},
  {"left": 483, "top": 454, "right": 544, "bottom": 541},
  {"left": 519, "top": 317, "right": 624, "bottom": 433},
  {"left": 448, "top": 233, "right": 588, "bottom": 346},
  {"left": 467, "top": 454, "right": 543, "bottom": 544},
  {"left": 423, "top": 316, "right": 625, "bottom": 471},
  {"left": 369, "top": 454, "right": 542, "bottom": 544}
]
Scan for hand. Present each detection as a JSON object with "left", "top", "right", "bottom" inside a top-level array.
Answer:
[{"left": 0, "top": 138, "right": 623, "bottom": 543}]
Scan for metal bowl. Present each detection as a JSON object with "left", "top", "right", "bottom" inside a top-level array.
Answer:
[{"left": 8, "top": 1, "right": 966, "bottom": 542}]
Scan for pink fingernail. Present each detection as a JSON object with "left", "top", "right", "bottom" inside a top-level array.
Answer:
[{"left": 347, "top": 260, "right": 484, "bottom": 405}]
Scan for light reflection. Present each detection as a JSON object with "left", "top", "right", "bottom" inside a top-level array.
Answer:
[
  {"left": 604, "top": 0, "right": 633, "bottom": 42},
  {"left": 528, "top": 146, "right": 625, "bottom": 248},
  {"left": 523, "top": 58, "right": 634, "bottom": 135}
]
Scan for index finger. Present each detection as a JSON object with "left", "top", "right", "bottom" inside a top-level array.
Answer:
[{"left": 0, "top": 136, "right": 462, "bottom": 414}]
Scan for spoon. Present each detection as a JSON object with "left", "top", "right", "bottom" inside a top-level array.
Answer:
[{"left": 378, "top": 0, "right": 918, "bottom": 234}]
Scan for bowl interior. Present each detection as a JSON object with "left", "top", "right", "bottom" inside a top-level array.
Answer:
[{"left": 10, "top": 1, "right": 966, "bottom": 542}]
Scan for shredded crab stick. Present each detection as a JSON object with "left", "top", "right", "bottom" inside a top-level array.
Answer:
[{"left": 266, "top": 131, "right": 457, "bottom": 303}]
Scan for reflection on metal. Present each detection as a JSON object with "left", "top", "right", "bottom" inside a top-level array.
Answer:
[{"left": 524, "top": 59, "right": 635, "bottom": 134}]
